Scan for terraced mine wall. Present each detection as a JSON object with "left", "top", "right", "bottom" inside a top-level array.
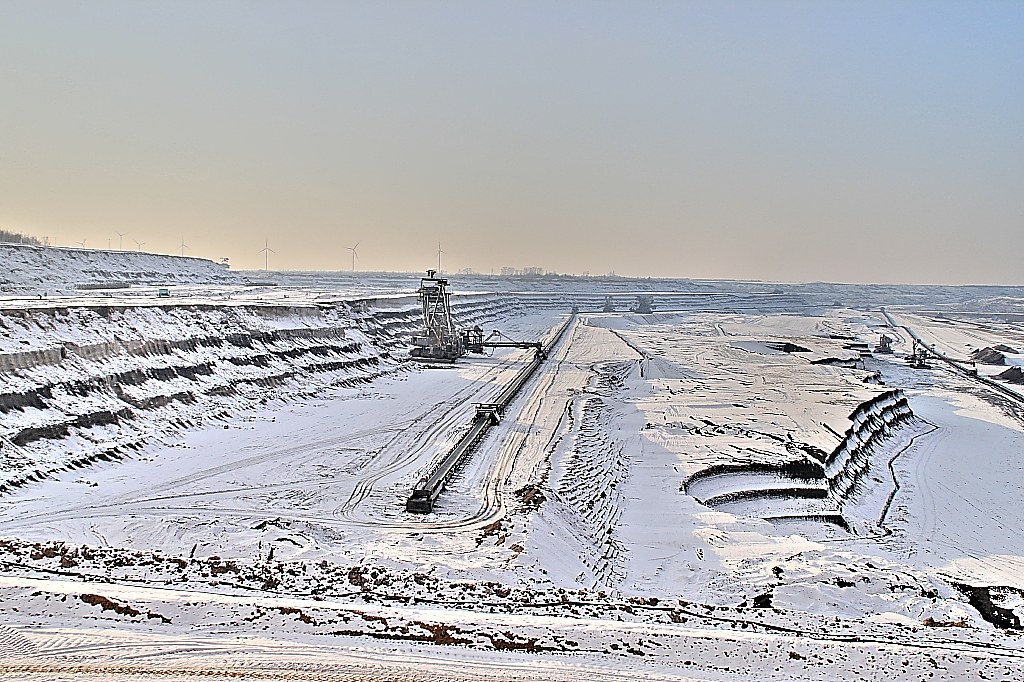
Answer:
[
  {"left": 0, "top": 293, "right": 520, "bottom": 493},
  {"left": 686, "top": 390, "right": 915, "bottom": 520},
  {"left": 0, "top": 243, "right": 243, "bottom": 294},
  {"left": 824, "top": 390, "right": 915, "bottom": 499}
]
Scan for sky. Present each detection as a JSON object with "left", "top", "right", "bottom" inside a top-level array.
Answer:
[{"left": 0, "top": 1, "right": 1021, "bottom": 283}]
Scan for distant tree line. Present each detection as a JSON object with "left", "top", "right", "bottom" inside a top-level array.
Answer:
[{"left": 0, "top": 228, "right": 43, "bottom": 245}]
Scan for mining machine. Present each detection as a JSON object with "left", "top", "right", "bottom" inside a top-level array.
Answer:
[
  {"left": 907, "top": 338, "right": 931, "bottom": 369},
  {"left": 410, "top": 270, "right": 464, "bottom": 362},
  {"left": 632, "top": 295, "right": 655, "bottom": 314},
  {"left": 409, "top": 270, "right": 547, "bottom": 362}
]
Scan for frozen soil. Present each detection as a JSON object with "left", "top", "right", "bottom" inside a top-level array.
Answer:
[
  {"left": 0, "top": 243, "right": 241, "bottom": 294},
  {"left": 1, "top": 295, "right": 1024, "bottom": 680}
]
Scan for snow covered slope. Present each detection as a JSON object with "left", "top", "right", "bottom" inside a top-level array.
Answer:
[
  {"left": 0, "top": 244, "right": 242, "bottom": 294},
  {"left": 0, "top": 292, "right": 520, "bottom": 494},
  {"left": 3, "top": 273, "right": 1024, "bottom": 680}
]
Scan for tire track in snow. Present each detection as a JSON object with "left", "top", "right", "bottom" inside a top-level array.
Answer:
[
  {"left": 0, "top": 317, "right": 562, "bottom": 535},
  {"left": 433, "top": 317, "right": 584, "bottom": 533},
  {"left": 333, "top": 317, "right": 574, "bottom": 525},
  {"left": 346, "top": 315, "right": 582, "bottom": 535},
  {"left": 0, "top": 426, "right": 390, "bottom": 529},
  {"left": 332, "top": 338, "right": 561, "bottom": 522}
]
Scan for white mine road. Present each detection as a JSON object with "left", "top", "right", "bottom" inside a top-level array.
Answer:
[{"left": 2, "top": 298, "right": 1024, "bottom": 681}]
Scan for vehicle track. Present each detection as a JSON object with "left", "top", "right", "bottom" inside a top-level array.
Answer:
[
  {"left": 912, "top": 422, "right": 945, "bottom": 546},
  {"left": 914, "top": 317, "right": 993, "bottom": 358},
  {"left": 908, "top": 414, "right": 1024, "bottom": 563},
  {"left": 309, "top": 315, "right": 583, "bottom": 534},
  {"left": 115, "top": 426, "right": 390, "bottom": 503},
  {"left": 0, "top": 429, "right": 390, "bottom": 530},
  {"left": 333, "top": 336, "right": 565, "bottom": 522},
  {"left": 9, "top": 587, "right": 1024, "bottom": 666},
  {"left": 918, "top": 313, "right": 1024, "bottom": 348},
  {"left": 1, "top": 317, "right": 566, "bottom": 537},
  {"left": 325, "top": 318, "right": 567, "bottom": 524},
  {"left": 420, "top": 317, "right": 583, "bottom": 533},
  {"left": 0, "top": 371, "right": 524, "bottom": 533},
  {"left": 333, "top": 361, "right": 514, "bottom": 519},
  {"left": 0, "top": 661, "right": 591, "bottom": 681},
  {"left": 50, "top": 367, "right": 513, "bottom": 525},
  {"left": 0, "top": 658, "right": 690, "bottom": 682},
  {"left": 79, "top": 329, "right": 579, "bottom": 537}
]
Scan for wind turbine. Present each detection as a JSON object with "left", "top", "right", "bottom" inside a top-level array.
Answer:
[
  {"left": 76, "top": 238, "right": 87, "bottom": 248},
  {"left": 178, "top": 237, "right": 189, "bottom": 256},
  {"left": 116, "top": 231, "right": 127, "bottom": 250},
  {"left": 346, "top": 242, "right": 360, "bottom": 272},
  {"left": 259, "top": 240, "right": 275, "bottom": 271},
  {"left": 437, "top": 242, "right": 446, "bottom": 273},
  {"left": 134, "top": 239, "right": 146, "bottom": 252}
]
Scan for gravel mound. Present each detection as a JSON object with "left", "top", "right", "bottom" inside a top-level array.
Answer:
[
  {"left": 972, "top": 347, "right": 1008, "bottom": 365},
  {"left": 996, "top": 366, "right": 1024, "bottom": 384}
]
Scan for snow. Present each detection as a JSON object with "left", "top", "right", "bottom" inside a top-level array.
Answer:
[
  {"left": 1, "top": 574, "right": 1021, "bottom": 680},
  {"left": 883, "top": 392, "right": 1024, "bottom": 568},
  {"left": 0, "top": 243, "right": 242, "bottom": 294},
  {"left": 1, "top": 269, "right": 1024, "bottom": 678}
]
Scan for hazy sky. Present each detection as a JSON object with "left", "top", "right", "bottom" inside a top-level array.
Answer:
[{"left": 1, "top": 2, "right": 1021, "bottom": 283}]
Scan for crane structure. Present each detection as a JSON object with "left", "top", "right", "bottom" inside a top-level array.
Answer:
[
  {"left": 907, "top": 338, "right": 931, "bottom": 369},
  {"left": 631, "top": 295, "right": 655, "bottom": 314},
  {"left": 409, "top": 270, "right": 546, "bottom": 363},
  {"left": 410, "top": 270, "right": 464, "bottom": 361}
]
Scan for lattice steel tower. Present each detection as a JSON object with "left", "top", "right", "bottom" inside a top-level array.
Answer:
[{"left": 410, "top": 270, "right": 465, "bottom": 361}]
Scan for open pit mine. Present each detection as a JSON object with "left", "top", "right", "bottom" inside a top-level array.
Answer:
[{"left": 1, "top": 247, "right": 1024, "bottom": 681}]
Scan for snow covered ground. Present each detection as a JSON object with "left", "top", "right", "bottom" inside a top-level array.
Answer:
[
  {"left": 2, "top": 272, "right": 1024, "bottom": 680},
  {"left": 0, "top": 244, "right": 242, "bottom": 294}
]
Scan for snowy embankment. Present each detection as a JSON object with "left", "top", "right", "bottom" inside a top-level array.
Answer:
[
  {"left": 684, "top": 390, "right": 917, "bottom": 525},
  {"left": 824, "top": 390, "right": 915, "bottom": 499},
  {"left": 1, "top": 550, "right": 1021, "bottom": 680},
  {"left": 595, "top": 312, "right": 920, "bottom": 529},
  {"left": 0, "top": 293, "right": 519, "bottom": 493},
  {"left": 0, "top": 244, "right": 242, "bottom": 294}
]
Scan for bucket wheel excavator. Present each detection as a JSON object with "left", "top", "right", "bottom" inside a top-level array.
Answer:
[{"left": 409, "top": 270, "right": 542, "bottom": 362}]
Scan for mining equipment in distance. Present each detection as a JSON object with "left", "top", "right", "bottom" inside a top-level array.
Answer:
[{"left": 409, "top": 269, "right": 543, "bottom": 362}]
